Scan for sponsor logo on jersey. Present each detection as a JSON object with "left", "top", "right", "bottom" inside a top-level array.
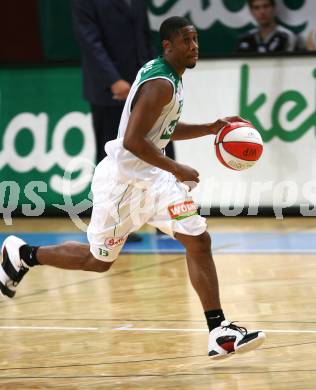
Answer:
[
  {"left": 168, "top": 200, "right": 198, "bottom": 220},
  {"left": 105, "top": 236, "right": 128, "bottom": 249}
]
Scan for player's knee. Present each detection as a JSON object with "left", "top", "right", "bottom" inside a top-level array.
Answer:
[
  {"left": 194, "top": 232, "right": 211, "bottom": 252},
  {"left": 83, "top": 251, "right": 114, "bottom": 272},
  {"left": 185, "top": 232, "right": 211, "bottom": 254},
  {"left": 88, "top": 258, "right": 113, "bottom": 273}
]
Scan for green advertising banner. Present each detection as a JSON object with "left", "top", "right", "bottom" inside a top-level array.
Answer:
[
  {"left": 0, "top": 67, "right": 95, "bottom": 221},
  {"left": 38, "top": 0, "right": 80, "bottom": 61},
  {"left": 1, "top": 57, "right": 316, "bottom": 219},
  {"left": 36, "top": 0, "right": 315, "bottom": 60},
  {"left": 148, "top": 0, "right": 312, "bottom": 55}
]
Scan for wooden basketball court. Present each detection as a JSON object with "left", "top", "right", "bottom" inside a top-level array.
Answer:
[{"left": 0, "top": 217, "right": 316, "bottom": 389}]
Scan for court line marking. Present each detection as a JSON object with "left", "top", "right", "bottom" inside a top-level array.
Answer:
[
  {"left": 1, "top": 325, "right": 316, "bottom": 334},
  {"left": 113, "top": 326, "right": 316, "bottom": 334},
  {"left": 0, "top": 326, "right": 99, "bottom": 331},
  {"left": 2, "top": 317, "right": 316, "bottom": 324}
]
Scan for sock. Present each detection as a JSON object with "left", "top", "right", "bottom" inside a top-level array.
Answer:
[
  {"left": 20, "top": 245, "right": 40, "bottom": 267},
  {"left": 205, "top": 309, "right": 225, "bottom": 332}
]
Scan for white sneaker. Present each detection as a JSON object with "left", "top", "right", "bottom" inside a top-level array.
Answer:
[
  {"left": 208, "top": 320, "right": 266, "bottom": 359},
  {"left": 0, "top": 236, "right": 30, "bottom": 298}
]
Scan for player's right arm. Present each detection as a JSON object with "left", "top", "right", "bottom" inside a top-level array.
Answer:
[{"left": 123, "top": 79, "right": 199, "bottom": 186}]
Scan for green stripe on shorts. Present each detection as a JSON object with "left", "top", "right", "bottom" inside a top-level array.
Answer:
[{"left": 173, "top": 211, "right": 198, "bottom": 221}]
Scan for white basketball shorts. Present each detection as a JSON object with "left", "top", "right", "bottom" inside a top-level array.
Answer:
[{"left": 87, "top": 158, "right": 207, "bottom": 262}]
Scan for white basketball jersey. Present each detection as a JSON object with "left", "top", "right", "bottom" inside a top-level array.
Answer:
[{"left": 105, "top": 56, "right": 184, "bottom": 184}]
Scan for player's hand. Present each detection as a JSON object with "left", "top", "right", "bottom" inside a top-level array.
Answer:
[
  {"left": 223, "top": 115, "right": 251, "bottom": 124},
  {"left": 173, "top": 164, "right": 200, "bottom": 191},
  {"left": 210, "top": 116, "right": 252, "bottom": 135},
  {"left": 111, "top": 79, "right": 131, "bottom": 100}
]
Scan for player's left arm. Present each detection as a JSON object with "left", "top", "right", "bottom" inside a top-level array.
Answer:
[{"left": 171, "top": 116, "right": 249, "bottom": 141}]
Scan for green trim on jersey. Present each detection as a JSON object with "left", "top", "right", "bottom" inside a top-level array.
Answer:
[
  {"left": 139, "top": 57, "right": 181, "bottom": 92},
  {"left": 173, "top": 211, "right": 199, "bottom": 221}
]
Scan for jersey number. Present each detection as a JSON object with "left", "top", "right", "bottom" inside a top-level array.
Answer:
[{"left": 161, "top": 119, "right": 179, "bottom": 140}]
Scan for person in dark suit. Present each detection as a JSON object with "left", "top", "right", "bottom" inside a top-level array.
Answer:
[
  {"left": 71, "top": 0, "right": 175, "bottom": 164},
  {"left": 72, "top": 0, "right": 175, "bottom": 240}
]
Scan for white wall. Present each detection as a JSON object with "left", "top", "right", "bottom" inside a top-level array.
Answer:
[{"left": 175, "top": 57, "right": 316, "bottom": 214}]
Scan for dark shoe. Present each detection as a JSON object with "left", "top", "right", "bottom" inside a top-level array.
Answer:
[
  {"left": 0, "top": 236, "right": 30, "bottom": 298},
  {"left": 208, "top": 320, "right": 266, "bottom": 359}
]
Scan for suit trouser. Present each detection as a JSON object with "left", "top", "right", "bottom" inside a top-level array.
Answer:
[{"left": 90, "top": 104, "right": 175, "bottom": 164}]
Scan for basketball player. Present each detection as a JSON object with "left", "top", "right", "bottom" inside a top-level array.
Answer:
[{"left": 0, "top": 17, "right": 265, "bottom": 359}]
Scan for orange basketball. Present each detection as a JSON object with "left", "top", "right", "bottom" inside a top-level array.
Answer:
[{"left": 214, "top": 122, "right": 263, "bottom": 170}]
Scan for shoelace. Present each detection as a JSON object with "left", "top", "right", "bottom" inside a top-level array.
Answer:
[
  {"left": 6, "top": 265, "right": 29, "bottom": 288},
  {"left": 222, "top": 321, "right": 248, "bottom": 336}
]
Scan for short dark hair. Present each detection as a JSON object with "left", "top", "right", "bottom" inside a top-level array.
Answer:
[
  {"left": 159, "top": 16, "right": 193, "bottom": 42},
  {"left": 248, "top": 0, "right": 275, "bottom": 7}
]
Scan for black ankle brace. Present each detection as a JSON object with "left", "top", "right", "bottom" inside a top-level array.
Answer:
[
  {"left": 20, "top": 245, "right": 40, "bottom": 267},
  {"left": 205, "top": 309, "right": 225, "bottom": 332}
]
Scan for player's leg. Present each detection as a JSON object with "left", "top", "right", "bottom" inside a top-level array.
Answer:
[
  {"left": 175, "top": 230, "right": 265, "bottom": 359},
  {"left": 0, "top": 158, "right": 133, "bottom": 299},
  {"left": 175, "top": 231, "right": 221, "bottom": 310},
  {"left": 148, "top": 175, "right": 265, "bottom": 358},
  {"left": 36, "top": 241, "right": 111, "bottom": 272},
  {"left": 0, "top": 236, "right": 113, "bottom": 298}
]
